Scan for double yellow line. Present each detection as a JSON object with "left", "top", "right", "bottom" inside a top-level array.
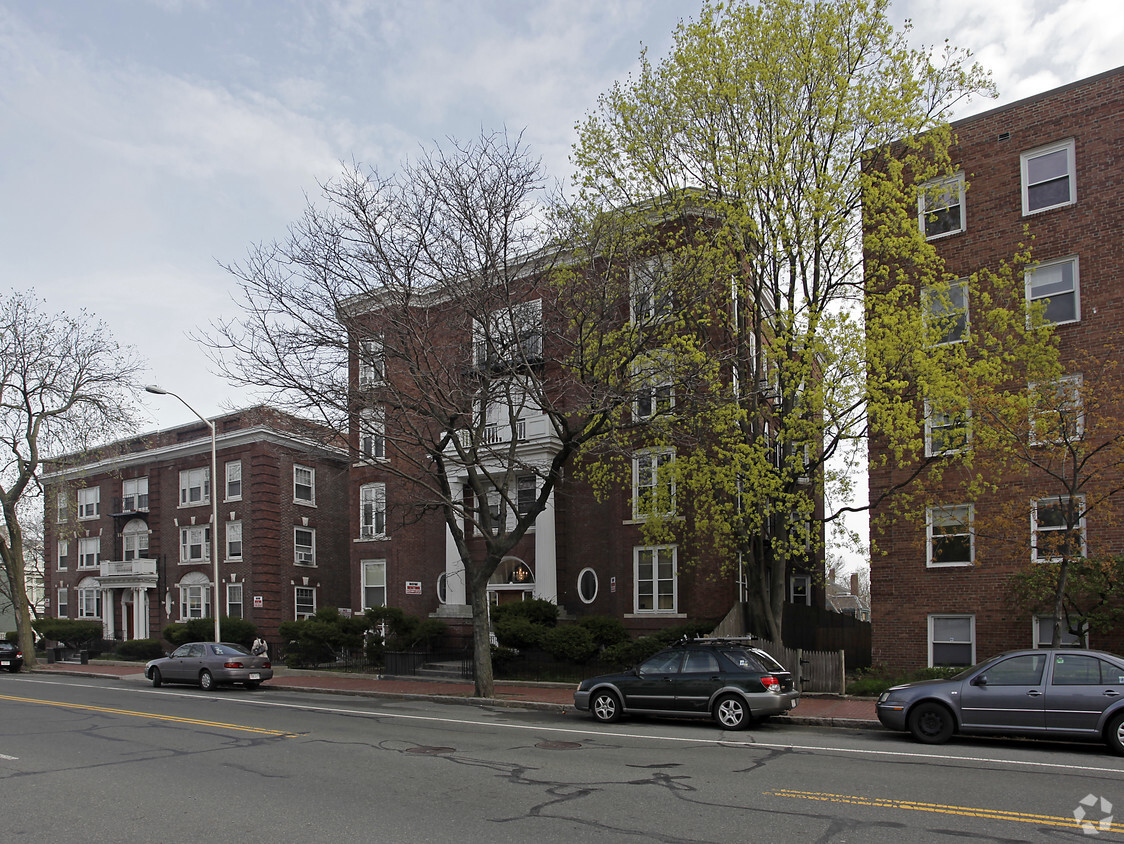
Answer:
[
  {"left": 0, "top": 693, "right": 294, "bottom": 737},
  {"left": 769, "top": 789, "right": 1124, "bottom": 835}
]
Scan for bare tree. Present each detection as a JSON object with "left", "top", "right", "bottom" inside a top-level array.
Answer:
[{"left": 0, "top": 290, "right": 144, "bottom": 667}]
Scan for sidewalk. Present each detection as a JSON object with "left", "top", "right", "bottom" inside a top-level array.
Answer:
[{"left": 29, "top": 661, "right": 880, "bottom": 729}]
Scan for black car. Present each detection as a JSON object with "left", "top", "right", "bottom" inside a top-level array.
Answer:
[
  {"left": 877, "top": 648, "right": 1124, "bottom": 754},
  {"left": 573, "top": 638, "right": 799, "bottom": 729},
  {"left": 0, "top": 641, "right": 24, "bottom": 673}
]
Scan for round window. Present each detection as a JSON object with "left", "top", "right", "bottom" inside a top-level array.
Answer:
[{"left": 577, "top": 568, "right": 598, "bottom": 604}]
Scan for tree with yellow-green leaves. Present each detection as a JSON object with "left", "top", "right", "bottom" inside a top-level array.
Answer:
[{"left": 565, "top": 0, "right": 995, "bottom": 641}]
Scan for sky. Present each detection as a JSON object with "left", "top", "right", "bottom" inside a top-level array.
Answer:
[{"left": 2, "top": 0, "right": 1122, "bottom": 563}]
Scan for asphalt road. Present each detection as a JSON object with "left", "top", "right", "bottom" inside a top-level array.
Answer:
[{"left": 3, "top": 673, "right": 1124, "bottom": 843}]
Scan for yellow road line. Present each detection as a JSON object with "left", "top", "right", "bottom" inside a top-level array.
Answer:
[
  {"left": 768, "top": 789, "right": 1124, "bottom": 835},
  {"left": 0, "top": 693, "right": 294, "bottom": 737}
]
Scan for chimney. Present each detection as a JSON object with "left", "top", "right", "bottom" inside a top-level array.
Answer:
[{"left": 850, "top": 572, "right": 859, "bottom": 596}]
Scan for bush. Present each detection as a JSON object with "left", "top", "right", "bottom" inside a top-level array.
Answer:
[
  {"left": 33, "top": 619, "right": 104, "bottom": 648},
  {"left": 577, "top": 615, "right": 630, "bottom": 648},
  {"left": 162, "top": 617, "right": 257, "bottom": 648},
  {"left": 493, "top": 615, "right": 546, "bottom": 650},
  {"left": 601, "top": 636, "right": 666, "bottom": 669},
  {"left": 542, "top": 625, "right": 598, "bottom": 663},
  {"left": 845, "top": 664, "right": 962, "bottom": 697},
  {"left": 281, "top": 607, "right": 369, "bottom": 666},
  {"left": 490, "top": 599, "right": 558, "bottom": 627},
  {"left": 5, "top": 631, "right": 16, "bottom": 643},
  {"left": 115, "top": 639, "right": 165, "bottom": 661},
  {"left": 364, "top": 607, "right": 448, "bottom": 651}
]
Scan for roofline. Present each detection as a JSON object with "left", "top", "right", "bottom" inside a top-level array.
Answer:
[{"left": 953, "top": 64, "right": 1124, "bottom": 129}]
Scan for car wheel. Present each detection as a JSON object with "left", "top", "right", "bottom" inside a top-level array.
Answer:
[
  {"left": 1104, "top": 711, "right": 1124, "bottom": 756},
  {"left": 591, "top": 689, "right": 622, "bottom": 723},
  {"left": 150, "top": 667, "right": 162, "bottom": 688},
  {"left": 199, "top": 669, "right": 215, "bottom": 691},
  {"left": 714, "top": 694, "right": 750, "bottom": 729},
  {"left": 907, "top": 701, "right": 955, "bottom": 744}
]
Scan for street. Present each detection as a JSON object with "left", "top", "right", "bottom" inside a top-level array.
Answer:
[{"left": 3, "top": 673, "right": 1124, "bottom": 842}]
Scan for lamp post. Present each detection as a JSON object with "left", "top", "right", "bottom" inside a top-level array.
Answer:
[{"left": 145, "top": 385, "right": 221, "bottom": 644}]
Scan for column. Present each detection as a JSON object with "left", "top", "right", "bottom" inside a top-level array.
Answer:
[
  {"left": 533, "top": 487, "right": 558, "bottom": 602},
  {"left": 444, "top": 479, "right": 467, "bottom": 606},
  {"left": 103, "top": 587, "right": 115, "bottom": 639}
]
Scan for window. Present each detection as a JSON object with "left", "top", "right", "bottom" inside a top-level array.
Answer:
[
  {"left": 77, "top": 486, "right": 100, "bottom": 519},
  {"left": 179, "top": 525, "right": 211, "bottom": 563},
  {"left": 517, "top": 475, "right": 536, "bottom": 515},
  {"left": 360, "top": 483, "right": 386, "bottom": 539},
  {"left": 631, "top": 255, "right": 675, "bottom": 323},
  {"left": 56, "top": 587, "right": 68, "bottom": 618},
  {"left": 789, "top": 575, "right": 811, "bottom": 605},
  {"left": 122, "top": 519, "right": 149, "bottom": 561},
  {"left": 226, "top": 583, "right": 243, "bottom": 619},
  {"left": 1051, "top": 654, "right": 1118, "bottom": 685},
  {"left": 1021, "top": 139, "right": 1075, "bottom": 215},
  {"left": 1032, "top": 495, "right": 1086, "bottom": 563},
  {"left": 927, "top": 504, "right": 974, "bottom": 567},
  {"left": 925, "top": 399, "right": 970, "bottom": 457},
  {"left": 1034, "top": 615, "right": 1088, "bottom": 648},
  {"left": 179, "top": 467, "right": 210, "bottom": 506},
  {"left": 635, "top": 545, "right": 677, "bottom": 613},
  {"left": 923, "top": 280, "right": 968, "bottom": 344},
  {"left": 177, "top": 572, "right": 210, "bottom": 620},
  {"left": 57, "top": 540, "right": 69, "bottom": 571},
  {"left": 295, "top": 586, "right": 317, "bottom": 619},
  {"left": 294, "top": 527, "right": 316, "bottom": 566},
  {"left": 929, "top": 614, "right": 974, "bottom": 667},
  {"left": 358, "top": 337, "right": 385, "bottom": 387},
  {"left": 578, "top": 568, "right": 598, "bottom": 604},
  {"left": 226, "top": 521, "right": 243, "bottom": 560},
  {"left": 473, "top": 299, "right": 543, "bottom": 369},
  {"left": 1026, "top": 256, "right": 1079, "bottom": 325},
  {"left": 120, "top": 477, "right": 149, "bottom": 512},
  {"left": 57, "top": 490, "right": 68, "bottom": 523},
  {"left": 293, "top": 465, "right": 315, "bottom": 505},
  {"left": 225, "top": 460, "right": 242, "bottom": 500},
  {"left": 633, "top": 449, "right": 675, "bottom": 519},
  {"left": 918, "top": 173, "right": 965, "bottom": 239},
  {"left": 77, "top": 536, "right": 100, "bottom": 570},
  {"left": 980, "top": 653, "right": 1046, "bottom": 685},
  {"left": 77, "top": 578, "right": 102, "bottom": 620},
  {"left": 632, "top": 352, "right": 676, "bottom": 420},
  {"left": 1029, "top": 374, "right": 1083, "bottom": 445},
  {"left": 359, "top": 407, "right": 385, "bottom": 461},
  {"left": 362, "top": 559, "right": 387, "bottom": 610}
]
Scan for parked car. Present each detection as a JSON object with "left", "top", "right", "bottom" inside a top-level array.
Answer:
[
  {"left": 877, "top": 648, "right": 1124, "bottom": 754},
  {"left": 146, "top": 642, "right": 272, "bottom": 690},
  {"left": 573, "top": 638, "right": 799, "bottom": 729},
  {"left": 0, "top": 641, "right": 23, "bottom": 673}
]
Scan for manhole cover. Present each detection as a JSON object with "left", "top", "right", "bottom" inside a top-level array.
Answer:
[
  {"left": 535, "top": 741, "right": 582, "bottom": 750},
  {"left": 406, "top": 746, "right": 455, "bottom": 755}
]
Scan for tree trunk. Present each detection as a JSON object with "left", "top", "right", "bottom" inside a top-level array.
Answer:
[
  {"left": 468, "top": 575, "right": 494, "bottom": 698},
  {"left": 1, "top": 526, "right": 37, "bottom": 669},
  {"left": 1050, "top": 558, "right": 1070, "bottom": 648}
]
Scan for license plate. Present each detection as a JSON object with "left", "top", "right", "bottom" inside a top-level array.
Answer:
[
  {"left": 249, "top": 672, "right": 260, "bottom": 680},
  {"left": 0, "top": 661, "right": 9, "bottom": 666},
  {"left": 789, "top": 699, "right": 798, "bottom": 709}
]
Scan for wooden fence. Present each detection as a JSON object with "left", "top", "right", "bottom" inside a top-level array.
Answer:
[{"left": 749, "top": 638, "right": 846, "bottom": 695}]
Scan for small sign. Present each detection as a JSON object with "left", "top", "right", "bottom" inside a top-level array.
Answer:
[
  {"left": 340, "top": 608, "right": 352, "bottom": 618},
  {"left": 611, "top": 577, "right": 617, "bottom": 594},
  {"left": 405, "top": 581, "right": 422, "bottom": 595},
  {"left": 253, "top": 595, "right": 264, "bottom": 608}
]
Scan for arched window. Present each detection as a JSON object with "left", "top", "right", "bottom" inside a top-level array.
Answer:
[
  {"left": 122, "top": 518, "right": 149, "bottom": 561},
  {"left": 177, "top": 571, "right": 211, "bottom": 621},
  {"left": 77, "top": 576, "right": 102, "bottom": 619}
]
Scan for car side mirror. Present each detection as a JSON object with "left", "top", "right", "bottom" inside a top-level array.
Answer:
[{"left": 972, "top": 675, "right": 987, "bottom": 687}]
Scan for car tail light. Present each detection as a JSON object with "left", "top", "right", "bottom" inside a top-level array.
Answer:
[
  {"left": 761, "top": 676, "right": 780, "bottom": 692},
  {"left": 262, "top": 661, "right": 271, "bottom": 668},
  {"left": 224, "top": 661, "right": 244, "bottom": 669}
]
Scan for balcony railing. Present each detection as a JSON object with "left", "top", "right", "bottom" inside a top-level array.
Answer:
[{"left": 100, "top": 558, "right": 158, "bottom": 578}]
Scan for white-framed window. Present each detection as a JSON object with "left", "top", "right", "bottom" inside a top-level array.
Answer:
[
  {"left": 360, "top": 483, "right": 386, "bottom": 539},
  {"left": 56, "top": 587, "right": 68, "bottom": 618},
  {"left": 359, "top": 407, "right": 386, "bottom": 461},
  {"left": 918, "top": 172, "right": 965, "bottom": 239},
  {"left": 923, "top": 279, "right": 968, "bottom": 345},
  {"left": 927, "top": 504, "right": 974, "bottom": 567},
  {"left": 77, "top": 577, "right": 101, "bottom": 619},
  {"left": 226, "top": 520, "right": 243, "bottom": 560},
  {"left": 634, "top": 545, "right": 677, "bottom": 613},
  {"left": 77, "top": 486, "right": 100, "bottom": 519},
  {"left": 789, "top": 574, "right": 811, "bottom": 605},
  {"left": 179, "top": 467, "right": 210, "bottom": 506},
  {"left": 362, "top": 559, "right": 387, "bottom": 610},
  {"left": 358, "top": 337, "right": 385, "bottom": 387},
  {"left": 226, "top": 583, "right": 243, "bottom": 619},
  {"left": 1032, "top": 495, "right": 1086, "bottom": 563},
  {"left": 473, "top": 299, "right": 543, "bottom": 369},
  {"left": 122, "top": 519, "right": 149, "bottom": 561},
  {"left": 929, "top": 614, "right": 975, "bottom": 667},
  {"left": 924, "top": 398, "right": 970, "bottom": 457},
  {"left": 295, "top": 586, "right": 317, "bottom": 619},
  {"left": 178, "top": 572, "right": 211, "bottom": 620},
  {"left": 1029, "top": 374, "right": 1083, "bottom": 445},
  {"left": 57, "top": 490, "right": 68, "bottom": 523},
  {"left": 179, "top": 525, "right": 211, "bottom": 563},
  {"left": 57, "top": 539, "right": 69, "bottom": 571},
  {"left": 121, "top": 477, "right": 148, "bottom": 512},
  {"left": 1034, "top": 615, "right": 1088, "bottom": 648},
  {"left": 631, "top": 254, "right": 675, "bottom": 323},
  {"left": 1021, "top": 138, "right": 1075, "bottom": 215},
  {"left": 77, "top": 536, "right": 100, "bottom": 570},
  {"left": 633, "top": 449, "right": 675, "bottom": 519},
  {"left": 293, "top": 465, "right": 315, "bottom": 505},
  {"left": 577, "top": 568, "right": 599, "bottom": 604},
  {"left": 225, "top": 460, "right": 242, "bottom": 501},
  {"left": 294, "top": 527, "right": 316, "bottom": 566},
  {"left": 1026, "top": 256, "right": 1079, "bottom": 325},
  {"left": 516, "top": 475, "right": 536, "bottom": 516}
]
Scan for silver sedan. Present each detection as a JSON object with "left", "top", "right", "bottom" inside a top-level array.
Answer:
[{"left": 146, "top": 642, "right": 273, "bottom": 690}]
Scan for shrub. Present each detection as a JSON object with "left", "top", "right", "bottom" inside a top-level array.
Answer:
[
  {"left": 161, "top": 617, "right": 256, "bottom": 648},
  {"left": 493, "top": 615, "right": 546, "bottom": 650},
  {"left": 490, "top": 598, "right": 558, "bottom": 627},
  {"left": 577, "top": 615, "right": 630, "bottom": 648},
  {"left": 281, "top": 607, "right": 369, "bottom": 666},
  {"left": 115, "top": 638, "right": 165, "bottom": 661},
  {"left": 601, "top": 636, "right": 666, "bottom": 669},
  {"left": 5, "top": 631, "right": 16, "bottom": 643},
  {"left": 542, "top": 625, "right": 598, "bottom": 663},
  {"left": 845, "top": 664, "right": 962, "bottom": 697},
  {"left": 33, "top": 619, "right": 104, "bottom": 648},
  {"left": 365, "top": 607, "right": 448, "bottom": 650}
]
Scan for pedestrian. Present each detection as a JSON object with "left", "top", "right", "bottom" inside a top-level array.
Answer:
[{"left": 251, "top": 636, "right": 268, "bottom": 658}]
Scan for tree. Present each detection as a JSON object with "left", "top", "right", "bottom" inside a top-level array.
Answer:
[
  {"left": 0, "top": 290, "right": 143, "bottom": 667},
  {"left": 568, "top": 0, "right": 994, "bottom": 640},
  {"left": 207, "top": 131, "right": 679, "bottom": 697}
]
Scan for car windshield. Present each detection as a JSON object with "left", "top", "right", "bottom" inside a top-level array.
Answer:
[
  {"left": 749, "top": 649, "right": 786, "bottom": 673},
  {"left": 210, "top": 643, "right": 250, "bottom": 656}
]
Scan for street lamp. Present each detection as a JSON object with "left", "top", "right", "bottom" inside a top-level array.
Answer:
[{"left": 145, "top": 385, "right": 221, "bottom": 644}]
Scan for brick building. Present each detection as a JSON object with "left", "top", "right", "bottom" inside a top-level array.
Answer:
[
  {"left": 869, "top": 66, "right": 1124, "bottom": 669},
  {"left": 43, "top": 406, "right": 350, "bottom": 647}
]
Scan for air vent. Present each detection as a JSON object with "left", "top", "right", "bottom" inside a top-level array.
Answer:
[{"left": 998, "top": 131, "right": 1011, "bottom": 141}]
